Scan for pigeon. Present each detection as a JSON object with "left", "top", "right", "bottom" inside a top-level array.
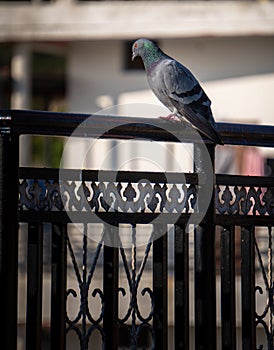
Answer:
[{"left": 132, "top": 38, "right": 223, "bottom": 144}]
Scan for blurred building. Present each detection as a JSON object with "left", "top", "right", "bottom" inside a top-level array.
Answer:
[
  {"left": 1, "top": 1, "right": 274, "bottom": 349},
  {"left": 1, "top": 0, "right": 274, "bottom": 119}
]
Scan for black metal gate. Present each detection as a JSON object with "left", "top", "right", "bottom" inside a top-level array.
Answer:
[{"left": 0, "top": 109, "right": 273, "bottom": 349}]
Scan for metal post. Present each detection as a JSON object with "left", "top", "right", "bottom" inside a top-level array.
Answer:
[
  {"left": 241, "top": 226, "right": 256, "bottom": 350},
  {"left": 194, "top": 143, "right": 216, "bottom": 350},
  {"left": 26, "top": 223, "right": 43, "bottom": 350},
  {"left": 153, "top": 224, "right": 168, "bottom": 350},
  {"left": 220, "top": 226, "right": 236, "bottom": 350},
  {"left": 0, "top": 114, "right": 19, "bottom": 350},
  {"left": 103, "top": 225, "right": 119, "bottom": 349},
  {"left": 51, "top": 223, "right": 67, "bottom": 350},
  {"left": 174, "top": 224, "right": 189, "bottom": 349}
]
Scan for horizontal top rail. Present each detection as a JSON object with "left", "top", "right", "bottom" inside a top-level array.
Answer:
[{"left": 1, "top": 109, "right": 274, "bottom": 147}]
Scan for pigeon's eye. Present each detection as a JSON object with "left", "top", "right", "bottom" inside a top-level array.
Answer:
[{"left": 134, "top": 43, "right": 138, "bottom": 49}]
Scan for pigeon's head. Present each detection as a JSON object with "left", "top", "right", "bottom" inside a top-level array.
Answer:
[{"left": 132, "top": 38, "right": 159, "bottom": 61}]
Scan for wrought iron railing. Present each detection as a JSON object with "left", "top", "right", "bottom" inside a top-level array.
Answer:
[{"left": 0, "top": 109, "right": 274, "bottom": 350}]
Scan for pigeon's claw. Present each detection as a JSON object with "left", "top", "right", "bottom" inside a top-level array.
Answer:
[{"left": 159, "top": 113, "right": 181, "bottom": 123}]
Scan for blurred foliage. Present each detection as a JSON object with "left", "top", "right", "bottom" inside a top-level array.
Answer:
[
  {"left": 0, "top": 43, "right": 12, "bottom": 108},
  {"left": 31, "top": 50, "right": 66, "bottom": 168},
  {"left": 32, "top": 136, "right": 65, "bottom": 168}
]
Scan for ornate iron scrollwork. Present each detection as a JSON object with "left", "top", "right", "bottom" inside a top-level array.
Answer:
[
  {"left": 118, "top": 226, "right": 155, "bottom": 347},
  {"left": 19, "top": 179, "right": 63, "bottom": 211},
  {"left": 65, "top": 223, "right": 156, "bottom": 349},
  {"left": 19, "top": 175, "right": 274, "bottom": 217},
  {"left": 66, "top": 224, "right": 105, "bottom": 348},
  {"left": 216, "top": 185, "right": 274, "bottom": 216},
  {"left": 19, "top": 177, "right": 197, "bottom": 214}
]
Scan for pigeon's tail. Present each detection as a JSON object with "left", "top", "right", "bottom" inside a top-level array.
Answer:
[
  {"left": 175, "top": 104, "right": 223, "bottom": 145},
  {"left": 208, "top": 124, "right": 224, "bottom": 145},
  {"left": 186, "top": 115, "right": 223, "bottom": 145},
  {"left": 186, "top": 118, "right": 223, "bottom": 145},
  {"left": 199, "top": 120, "right": 224, "bottom": 145}
]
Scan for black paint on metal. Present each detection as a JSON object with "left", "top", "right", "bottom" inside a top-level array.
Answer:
[
  {"left": 194, "top": 143, "right": 216, "bottom": 350},
  {"left": 103, "top": 225, "right": 119, "bottom": 350},
  {"left": 153, "top": 224, "right": 168, "bottom": 350},
  {"left": 241, "top": 226, "right": 256, "bottom": 350},
  {"left": 26, "top": 223, "right": 43, "bottom": 350},
  {"left": 175, "top": 224, "right": 189, "bottom": 349},
  {"left": 0, "top": 109, "right": 273, "bottom": 349},
  {"left": 220, "top": 226, "right": 236, "bottom": 350},
  {"left": 0, "top": 114, "right": 19, "bottom": 350},
  {"left": 2, "top": 109, "right": 274, "bottom": 146},
  {"left": 51, "top": 223, "right": 67, "bottom": 350}
]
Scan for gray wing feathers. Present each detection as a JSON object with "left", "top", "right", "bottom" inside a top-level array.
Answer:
[
  {"left": 163, "top": 60, "right": 223, "bottom": 144},
  {"left": 163, "top": 60, "right": 204, "bottom": 105}
]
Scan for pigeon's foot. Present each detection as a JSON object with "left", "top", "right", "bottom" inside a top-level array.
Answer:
[{"left": 159, "top": 114, "right": 181, "bottom": 122}]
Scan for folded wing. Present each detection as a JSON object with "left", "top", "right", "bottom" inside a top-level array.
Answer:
[{"left": 163, "top": 60, "right": 223, "bottom": 144}]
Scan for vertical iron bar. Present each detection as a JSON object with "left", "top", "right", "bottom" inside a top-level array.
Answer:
[
  {"left": 26, "top": 223, "right": 43, "bottom": 350},
  {"left": 194, "top": 143, "right": 216, "bottom": 350},
  {"left": 103, "top": 224, "right": 119, "bottom": 350},
  {"left": 153, "top": 224, "right": 168, "bottom": 350},
  {"left": 0, "top": 115, "right": 19, "bottom": 350},
  {"left": 241, "top": 226, "right": 256, "bottom": 350},
  {"left": 174, "top": 224, "right": 189, "bottom": 349},
  {"left": 220, "top": 225, "right": 236, "bottom": 350},
  {"left": 267, "top": 226, "right": 273, "bottom": 350},
  {"left": 82, "top": 225, "right": 88, "bottom": 349},
  {"left": 51, "top": 223, "right": 67, "bottom": 350}
]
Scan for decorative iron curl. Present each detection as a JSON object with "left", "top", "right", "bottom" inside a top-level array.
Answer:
[
  {"left": 216, "top": 185, "right": 274, "bottom": 216},
  {"left": 19, "top": 177, "right": 198, "bottom": 214},
  {"left": 255, "top": 229, "right": 274, "bottom": 349},
  {"left": 118, "top": 226, "right": 155, "bottom": 348},
  {"left": 65, "top": 224, "right": 105, "bottom": 349}
]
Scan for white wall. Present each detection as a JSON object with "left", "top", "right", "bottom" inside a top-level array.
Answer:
[{"left": 68, "top": 39, "right": 148, "bottom": 114}]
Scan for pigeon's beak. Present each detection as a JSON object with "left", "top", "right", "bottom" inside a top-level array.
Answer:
[{"left": 132, "top": 52, "right": 136, "bottom": 61}]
